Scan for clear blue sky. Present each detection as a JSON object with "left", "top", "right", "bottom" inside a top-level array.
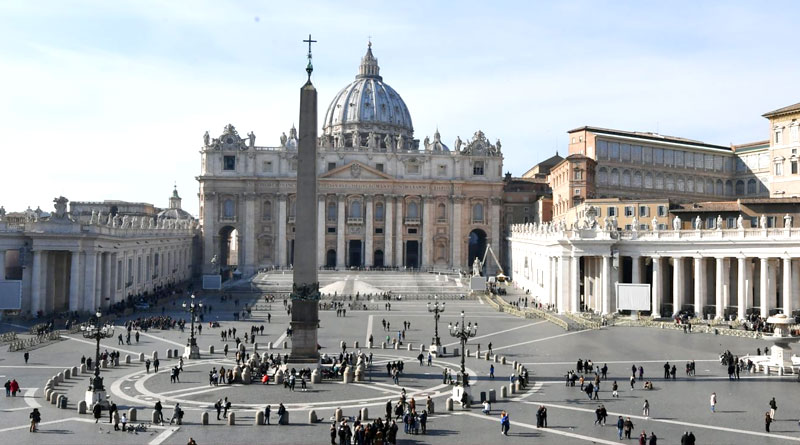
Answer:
[{"left": 2, "top": 1, "right": 798, "bottom": 216}]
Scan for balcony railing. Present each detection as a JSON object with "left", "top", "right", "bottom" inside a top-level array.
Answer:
[
  {"left": 347, "top": 217, "right": 364, "bottom": 225},
  {"left": 404, "top": 217, "right": 420, "bottom": 225}
]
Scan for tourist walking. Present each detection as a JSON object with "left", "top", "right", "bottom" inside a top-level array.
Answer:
[
  {"left": 710, "top": 392, "right": 717, "bottom": 413},
  {"left": 769, "top": 397, "right": 777, "bottom": 419},
  {"left": 765, "top": 412, "right": 773, "bottom": 432},
  {"left": 616, "top": 416, "right": 625, "bottom": 440},
  {"left": 643, "top": 400, "right": 650, "bottom": 417},
  {"left": 93, "top": 402, "right": 103, "bottom": 423},
  {"left": 500, "top": 410, "right": 510, "bottom": 436},
  {"left": 24, "top": 352, "right": 29, "bottom": 364},
  {"left": 29, "top": 408, "right": 41, "bottom": 432},
  {"left": 623, "top": 417, "right": 635, "bottom": 439}
]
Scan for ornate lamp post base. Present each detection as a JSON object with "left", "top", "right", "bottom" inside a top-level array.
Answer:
[
  {"left": 85, "top": 388, "right": 109, "bottom": 408},
  {"left": 184, "top": 344, "right": 201, "bottom": 359}
]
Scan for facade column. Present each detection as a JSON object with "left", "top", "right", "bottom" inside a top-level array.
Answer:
[
  {"left": 317, "top": 195, "right": 325, "bottom": 268},
  {"left": 103, "top": 252, "right": 113, "bottom": 304},
  {"left": 243, "top": 194, "right": 256, "bottom": 275},
  {"left": 693, "top": 257, "right": 704, "bottom": 317},
  {"left": 549, "top": 256, "right": 557, "bottom": 308},
  {"left": 68, "top": 250, "right": 81, "bottom": 312},
  {"left": 336, "top": 194, "right": 346, "bottom": 268},
  {"left": 631, "top": 255, "right": 641, "bottom": 284},
  {"left": 601, "top": 255, "right": 611, "bottom": 315},
  {"left": 791, "top": 259, "right": 800, "bottom": 318},
  {"left": 672, "top": 257, "right": 683, "bottom": 315},
  {"left": 277, "top": 194, "right": 287, "bottom": 267},
  {"left": 384, "top": 196, "right": 393, "bottom": 267},
  {"left": 570, "top": 255, "right": 580, "bottom": 313},
  {"left": 760, "top": 258, "right": 769, "bottom": 318},
  {"left": 31, "top": 251, "right": 44, "bottom": 314},
  {"left": 737, "top": 257, "right": 746, "bottom": 320},
  {"left": 651, "top": 256, "right": 662, "bottom": 318},
  {"left": 421, "top": 196, "right": 431, "bottom": 268},
  {"left": 783, "top": 257, "right": 792, "bottom": 316},
  {"left": 83, "top": 251, "right": 97, "bottom": 312},
  {"left": 715, "top": 257, "right": 725, "bottom": 319},
  {"left": 395, "top": 197, "right": 404, "bottom": 267},
  {"left": 0, "top": 249, "right": 5, "bottom": 280},
  {"left": 451, "top": 196, "right": 463, "bottom": 270},
  {"left": 95, "top": 252, "right": 103, "bottom": 309},
  {"left": 490, "top": 197, "right": 501, "bottom": 274},
  {"left": 745, "top": 258, "right": 754, "bottom": 315},
  {"left": 768, "top": 259, "right": 777, "bottom": 315},
  {"left": 557, "top": 256, "right": 568, "bottom": 314},
  {"left": 583, "top": 258, "right": 592, "bottom": 312},
  {"left": 365, "top": 197, "right": 374, "bottom": 267}
]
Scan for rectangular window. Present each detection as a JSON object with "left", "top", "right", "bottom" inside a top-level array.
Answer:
[
  {"left": 775, "top": 129, "right": 782, "bottom": 144},
  {"left": 664, "top": 149, "right": 673, "bottom": 166},
  {"left": 643, "top": 146, "right": 652, "bottom": 163},
  {"left": 624, "top": 224, "right": 632, "bottom": 231},
  {"left": 750, "top": 217, "right": 758, "bottom": 228},
  {"left": 639, "top": 206, "right": 649, "bottom": 217},
  {"left": 639, "top": 224, "right": 648, "bottom": 231},
  {"left": 223, "top": 155, "right": 236, "bottom": 171},
  {"left": 438, "top": 165, "right": 447, "bottom": 176},
  {"left": 262, "top": 161, "right": 273, "bottom": 172},
  {"left": 706, "top": 217, "right": 715, "bottom": 229},
  {"left": 657, "top": 205, "right": 667, "bottom": 217},
  {"left": 624, "top": 206, "right": 634, "bottom": 217},
  {"left": 574, "top": 170, "right": 583, "bottom": 180},
  {"left": 608, "top": 207, "right": 617, "bottom": 217},
  {"left": 775, "top": 163, "right": 783, "bottom": 176},
  {"left": 726, "top": 217, "right": 736, "bottom": 229},
  {"left": 792, "top": 160, "right": 798, "bottom": 175},
  {"left": 376, "top": 163, "right": 384, "bottom": 172},
  {"left": 658, "top": 223, "right": 668, "bottom": 230},
  {"left": 574, "top": 188, "right": 581, "bottom": 196},
  {"left": 767, "top": 216, "right": 775, "bottom": 228},
  {"left": 328, "top": 162, "right": 337, "bottom": 171},
  {"left": 407, "top": 228, "right": 417, "bottom": 234},
  {"left": 375, "top": 227, "right": 383, "bottom": 234},
  {"left": 472, "top": 161, "right": 484, "bottom": 176},
  {"left": 674, "top": 150, "right": 684, "bottom": 167},
  {"left": 327, "top": 227, "right": 336, "bottom": 233}
]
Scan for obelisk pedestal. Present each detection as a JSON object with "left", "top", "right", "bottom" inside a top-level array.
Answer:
[{"left": 289, "top": 52, "right": 321, "bottom": 365}]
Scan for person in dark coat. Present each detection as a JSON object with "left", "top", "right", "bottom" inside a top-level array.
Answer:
[{"left": 92, "top": 402, "right": 103, "bottom": 423}]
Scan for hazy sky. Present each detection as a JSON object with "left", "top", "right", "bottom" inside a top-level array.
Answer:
[{"left": 2, "top": 1, "right": 798, "bottom": 216}]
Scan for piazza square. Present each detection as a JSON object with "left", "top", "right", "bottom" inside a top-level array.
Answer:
[{"left": 2, "top": 2, "right": 800, "bottom": 445}]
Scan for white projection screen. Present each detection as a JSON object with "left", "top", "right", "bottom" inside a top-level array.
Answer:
[
  {"left": 0, "top": 281, "right": 22, "bottom": 310},
  {"left": 616, "top": 283, "right": 651, "bottom": 311}
]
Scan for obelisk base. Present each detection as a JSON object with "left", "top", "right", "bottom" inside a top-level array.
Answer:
[{"left": 289, "top": 299, "right": 320, "bottom": 364}]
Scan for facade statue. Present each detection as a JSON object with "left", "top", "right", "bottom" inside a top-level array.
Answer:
[
  {"left": 673, "top": 216, "right": 681, "bottom": 231},
  {"left": 760, "top": 214, "right": 767, "bottom": 229},
  {"left": 651, "top": 216, "right": 658, "bottom": 231},
  {"left": 423, "top": 136, "right": 430, "bottom": 150},
  {"left": 89, "top": 210, "right": 97, "bottom": 225},
  {"left": 52, "top": 196, "right": 69, "bottom": 220},
  {"left": 148, "top": 218, "right": 154, "bottom": 229},
  {"left": 280, "top": 132, "right": 288, "bottom": 147},
  {"left": 121, "top": 215, "right": 130, "bottom": 228},
  {"left": 716, "top": 215, "right": 723, "bottom": 230},
  {"left": 106, "top": 213, "right": 113, "bottom": 226},
  {"left": 472, "top": 257, "right": 481, "bottom": 277},
  {"left": 96, "top": 211, "right": 103, "bottom": 225},
  {"left": 0, "top": 206, "right": 5, "bottom": 221},
  {"left": 784, "top": 213, "right": 792, "bottom": 228},
  {"left": 737, "top": 214, "right": 744, "bottom": 229},
  {"left": 203, "top": 131, "right": 210, "bottom": 146},
  {"left": 353, "top": 131, "right": 361, "bottom": 148},
  {"left": 694, "top": 216, "right": 702, "bottom": 230},
  {"left": 632, "top": 217, "right": 638, "bottom": 231},
  {"left": 384, "top": 134, "right": 394, "bottom": 151},
  {"left": 367, "top": 131, "right": 376, "bottom": 149},
  {"left": 289, "top": 125, "right": 297, "bottom": 140},
  {"left": 495, "top": 139, "right": 502, "bottom": 152},
  {"left": 247, "top": 131, "right": 256, "bottom": 148},
  {"left": 454, "top": 136, "right": 463, "bottom": 152},
  {"left": 396, "top": 134, "right": 405, "bottom": 150}
]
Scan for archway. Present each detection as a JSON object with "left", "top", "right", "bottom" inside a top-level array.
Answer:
[
  {"left": 326, "top": 249, "right": 336, "bottom": 268},
  {"left": 405, "top": 241, "right": 419, "bottom": 268},
  {"left": 348, "top": 240, "right": 363, "bottom": 267},
  {"left": 374, "top": 249, "right": 384, "bottom": 268},
  {"left": 218, "top": 226, "right": 239, "bottom": 280},
  {"left": 468, "top": 229, "right": 487, "bottom": 274}
]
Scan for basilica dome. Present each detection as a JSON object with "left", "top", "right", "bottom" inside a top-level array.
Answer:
[{"left": 322, "top": 44, "right": 414, "bottom": 147}]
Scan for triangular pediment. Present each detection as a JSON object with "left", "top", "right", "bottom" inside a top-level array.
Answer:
[{"left": 320, "top": 161, "right": 394, "bottom": 180}]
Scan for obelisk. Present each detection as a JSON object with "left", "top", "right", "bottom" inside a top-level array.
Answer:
[{"left": 290, "top": 35, "right": 320, "bottom": 364}]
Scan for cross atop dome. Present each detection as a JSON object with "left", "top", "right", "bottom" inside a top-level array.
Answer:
[{"left": 357, "top": 41, "right": 381, "bottom": 79}]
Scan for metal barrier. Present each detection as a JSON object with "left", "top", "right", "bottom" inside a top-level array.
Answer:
[{"left": 7, "top": 330, "right": 63, "bottom": 352}]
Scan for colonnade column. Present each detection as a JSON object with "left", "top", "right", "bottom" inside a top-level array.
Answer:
[
  {"left": 737, "top": 257, "right": 747, "bottom": 320},
  {"left": 672, "top": 257, "right": 683, "bottom": 315},
  {"left": 693, "top": 257, "right": 705, "bottom": 316},
  {"left": 277, "top": 194, "right": 287, "bottom": 267},
  {"left": 783, "top": 257, "right": 792, "bottom": 316},
  {"left": 83, "top": 251, "right": 97, "bottom": 312},
  {"left": 421, "top": 196, "right": 431, "bottom": 268},
  {"left": 631, "top": 255, "right": 641, "bottom": 284},
  {"left": 68, "top": 250, "right": 81, "bottom": 312},
  {"left": 557, "top": 256, "right": 568, "bottom": 313},
  {"left": 715, "top": 257, "right": 724, "bottom": 319},
  {"left": 243, "top": 194, "right": 255, "bottom": 274},
  {"left": 395, "top": 198, "right": 403, "bottom": 267},
  {"left": 0, "top": 250, "right": 5, "bottom": 280},
  {"left": 317, "top": 195, "right": 325, "bottom": 268},
  {"left": 95, "top": 252, "right": 103, "bottom": 309},
  {"left": 601, "top": 255, "right": 611, "bottom": 315},
  {"left": 651, "top": 256, "right": 662, "bottom": 318},
  {"left": 570, "top": 255, "right": 580, "bottom": 312},
  {"left": 760, "top": 258, "right": 769, "bottom": 318},
  {"left": 583, "top": 258, "right": 593, "bottom": 312},
  {"left": 31, "top": 250, "right": 43, "bottom": 314},
  {"left": 104, "top": 252, "right": 113, "bottom": 304},
  {"left": 365, "top": 197, "right": 374, "bottom": 267},
  {"left": 451, "top": 196, "right": 463, "bottom": 270},
  {"left": 384, "top": 196, "right": 393, "bottom": 267},
  {"left": 768, "top": 259, "right": 777, "bottom": 315},
  {"left": 336, "top": 194, "right": 345, "bottom": 268}
]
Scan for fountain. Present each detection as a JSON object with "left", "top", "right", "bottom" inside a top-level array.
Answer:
[{"left": 764, "top": 314, "right": 800, "bottom": 375}]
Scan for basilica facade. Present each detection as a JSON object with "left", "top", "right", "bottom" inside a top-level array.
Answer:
[{"left": 198, "top": 44, "right": 505, "bottom": 276}]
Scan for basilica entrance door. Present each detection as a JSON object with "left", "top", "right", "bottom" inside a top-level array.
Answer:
[
  {"left": 405, "top": 241, "right": 419, "bottom": 269},
  {"left": 326, "top": 249, "right": 336, "bottom": 268},
  {"left": 348, "top": 240, "right": 363, "bottom": 267}
]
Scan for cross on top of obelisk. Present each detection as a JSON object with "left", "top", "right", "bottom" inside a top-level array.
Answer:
[{"left": 303, "top": 34, "right": 317, "bottom": 80}]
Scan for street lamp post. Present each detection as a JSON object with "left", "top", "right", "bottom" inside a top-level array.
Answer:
[
  {"left": 81, "top": 311, "right": 114, "bottom": 407},
  {"left": 183, "top": 294, "right": 203, "bottom": 359},
  {"left": 427, "top": 298, "right": 445, "bottom": 348},
  {"left": 448, "top": 310, "right": 478, "bottom": 387}
]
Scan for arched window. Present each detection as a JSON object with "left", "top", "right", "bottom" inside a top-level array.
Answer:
[
  {"left": 262, "top": 201, "right": 272, "bottom": 220},
  {"left": 686, "top": 178, "right": 694, "bottom": 193},
  {"left": 621, "top": 170, "right": 631, "bottom": 187},
  {"left": 676, "top": 177, "right": 684, "bottom": 192},
  {"left": 375, "top": 202, "right": 384, "bottom": 221},
  {"left": 696, "top": 178, "right": 704, "bottom": 194},
  {"left": 223, "top": 199, "right": 235, "bottom": 218},
  {"left": 597, "top": 167, "right": 608, "bottom": 185},
  {"left": 407, "top": 201, "right": 419, "bottom": 218},
  {"left": 327, "top": 202, "right": 337, "bottom": 221},
  {"left": 350, "top": 200, "right": 362, "bottom": 218},
  {"left": 655, "top": 173, "right": 664, "bottom": 189},
  {"left": 473, "top": 203, "right": 484, "bottom": 223},
  {"left": 705, "top": 179, "right": 714, "bottom": 194},
  {"left": 665, "top": 174, "right": 674, "bottom": 191},
  {"left": 610, "top": 169, "right": 620, "bottom": 186},
  {"left": 735, "top": 180, "right": 745, "bottom": 195},
  {"left": 725, "top": 180, "right": 733, "bottom": 196},
  {"left": 644, "top": 172, "right": 653, "bottom": 188},
  {"left": 289, "top": 198, "right": 296, "bottom": 217},
  {"left": 633, "top": 171, "right": 642, "bottom": 188},
  {"left": 437, "top": 203, "right": 446, "bottom": 221},
  {"left": 715, "top": 179, "right": 723, "bottom": 196}
]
